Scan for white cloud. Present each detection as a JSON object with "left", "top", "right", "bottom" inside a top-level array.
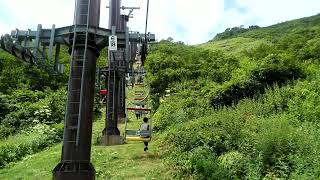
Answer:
[
  {"left": 121, "top": 0, "right": 225, "bottom": 44},
  {"left": 0, "top": 0, "right": 319, "bottom": 44},
  {"left": 0, "top": 21, "right": 12, "bottom": 36},
  {"left": 236, "top": 0, "right": 320, "bottom": 26},
  {"left": 0, "top": 0, "right": 74, "bottom": 33}
]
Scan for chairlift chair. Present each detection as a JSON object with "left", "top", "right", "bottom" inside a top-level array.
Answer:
[
  {"left": 124, "top": 107, "right": 152, "bottom": 142},
  {"left": 135, "top": 90, "right": 144, "bottom": 94},
  {"left": 135, "top": 92, "right": 144, "bottom": 96},
  {"left": 134, "top": 101, "right": 146, "bottom": 106},
  {"left": 135, "top": 83, "right": 144, "bottom": 87}
]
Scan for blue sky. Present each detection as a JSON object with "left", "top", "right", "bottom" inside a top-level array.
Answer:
[
  {"left": 0, "top": 0, "right": 320, "bottom": 44},
  {"left": 224, "top": 0, "right": 238, "bottom": 10}
]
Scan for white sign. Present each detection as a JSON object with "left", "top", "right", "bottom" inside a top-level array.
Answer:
[{"left": 109, "top": 35, "right": 117, "bottom": 51}]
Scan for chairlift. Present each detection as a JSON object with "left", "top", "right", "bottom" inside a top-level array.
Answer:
[
  {"left": 134, "top": 97, "right": 145, "bottom": 101},
  {"left": 100, "top": 90, "right": 108, "bottom": 95},
  {"left": 124, "top": 107, "right": 152, "bottom": 142},
  {"left": 134, "top": 101, "right": 146, "bottom": 106},
  {"left": 134, "top": 90, "right": 144, "bottom": 96},
  {"left": 99, "top": 90, "right": 108, "bottom": 104}
]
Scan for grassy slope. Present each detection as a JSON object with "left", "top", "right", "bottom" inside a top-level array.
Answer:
[
  {"left": 202, "top": 14, "right": 320, "bottom": 55},
  {"left": 200, "top": 37, "right": 268, "bottom": 56},
  {"left": 0, "top": 87, "right": 171, "bottom": 180}
]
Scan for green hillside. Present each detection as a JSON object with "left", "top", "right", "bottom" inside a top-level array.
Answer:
[
  {"left": 1, "top": 14, "right": 320, "bottom": 179},
  {"left": 145, "top": 14, "right": 320, "bottom": 179}
]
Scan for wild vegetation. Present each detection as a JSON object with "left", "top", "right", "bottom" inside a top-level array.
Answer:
[
  {"left": 146, "top": 14, "right": 320, "bottom": 179},
  {"left": 0, "top": 46, "right": 106, "bottom": 167},
  {"left": 0, "top": 49, "right": 67, "bottom": 167}
]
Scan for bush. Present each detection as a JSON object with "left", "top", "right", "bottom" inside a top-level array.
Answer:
[
  {"left": 146, "top": 42, "right": 240, "bottom": 106},
  {"left": 159, "top": 97, "right": 320, "bottom": 179},
  {"left": 287, "top": 76, "right": 320, "bottom": 122},
  {"left": 240, "top": 114, "right": 320, "bottom": 178},
  {"left": 0, "top": 93, "right": 12, "bottom": 120},
  {"left": 0, "top": 123, "right": 63, "bottom": 168},
  {"left": 0, "top": 88, "right": 66, "bottom": 138},
  {"left": 209, "top": 53, "right": 304, "bottom": 109}
]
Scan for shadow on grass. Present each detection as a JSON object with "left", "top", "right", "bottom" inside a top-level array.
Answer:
[{"left": 131, "top": 152, "right": 161, "bottom": 160}]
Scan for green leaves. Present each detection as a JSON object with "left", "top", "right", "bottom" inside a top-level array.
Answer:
[
  {"left": 148, "top": 14, "right": 320, "bottom": 179},
  {"left": 0, "top": 88, "right": 66, "bottom": 138},
  {"left": 0, "top": 124, "right": 63, "bottom": 168}
]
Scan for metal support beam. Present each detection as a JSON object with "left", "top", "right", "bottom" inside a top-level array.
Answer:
[
  {"left": 108, "top": 0, "right": 121, "bottom": 30},
  {"left": 54, "top": 43, "right": 60, "bottom": 72},
  {"left": 117, "top": 14, "right": 129, "bottom": 120},
  {"left": 105, "top": 65, "right": 120, "bottom": 135},
  {"left": 48, "top": 24, "right": 56, "bottom": 61},
  {"left": 2, "top": 24, "right": 153, "bottom": 74},
  {"left": 102, "top": 0, "right": 122, "bottom": 139},
  {"left": 53, "top": 0, "right": 101, "bottom": 179},
  {"left": 42, "top": 45, "right": 46, "bottom": 64},
  {"left": 23, "top": 29, "right": 31, "bottom": 47},
  {"left": 9, "top": 27, "right": 155, "bottom": 47},
  {"left": 125, "top": 28, "right": 130, "bottom": 63},
  {"left": 34, "top": 24, "right": 42, "bottom": 64}
]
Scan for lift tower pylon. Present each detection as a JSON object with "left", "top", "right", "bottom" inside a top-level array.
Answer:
[
  {"left": 53, "top": 0, "right": 101, "bottom": 179},
  {"left": 100, "top": 0, "right": 124, "bottom": 145}
]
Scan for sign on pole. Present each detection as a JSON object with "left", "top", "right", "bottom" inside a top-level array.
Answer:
[{"left": 109, "top": 35, "right": 117, "bottom": 51}]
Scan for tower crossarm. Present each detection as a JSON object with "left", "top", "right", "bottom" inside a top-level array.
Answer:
[{"left": 9, "top": 25, "right": 155, "bottom": 47}]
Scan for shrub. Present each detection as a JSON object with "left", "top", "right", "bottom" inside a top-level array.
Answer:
[
  {"left": 159, "top": 97, "right": 320, "bottom": 179},
  {"left": 209, "top": 53, "right": 304, "bottom": 109},
  {"left": 240, "top": 114, "right": 320, "bottom": 178},
  {"left": 153, "top": 102, "right": 187, "bottom": 132},
  {"left": 0, "top": 88, "right": 66, "bottom": 138},
  {"left": 0, "top": 123, "right": 63, "bottom": 168},
  {"left": 287, "top": 76, "right": 320, "bottom": 122}
]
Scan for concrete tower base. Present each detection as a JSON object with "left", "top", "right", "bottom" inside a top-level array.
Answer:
[
  {"left": 100, "top": 135, "right": 124, "bottom": 146},
  {"left": 53, "top": 162, "right": 95, "bottom": 180}
]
